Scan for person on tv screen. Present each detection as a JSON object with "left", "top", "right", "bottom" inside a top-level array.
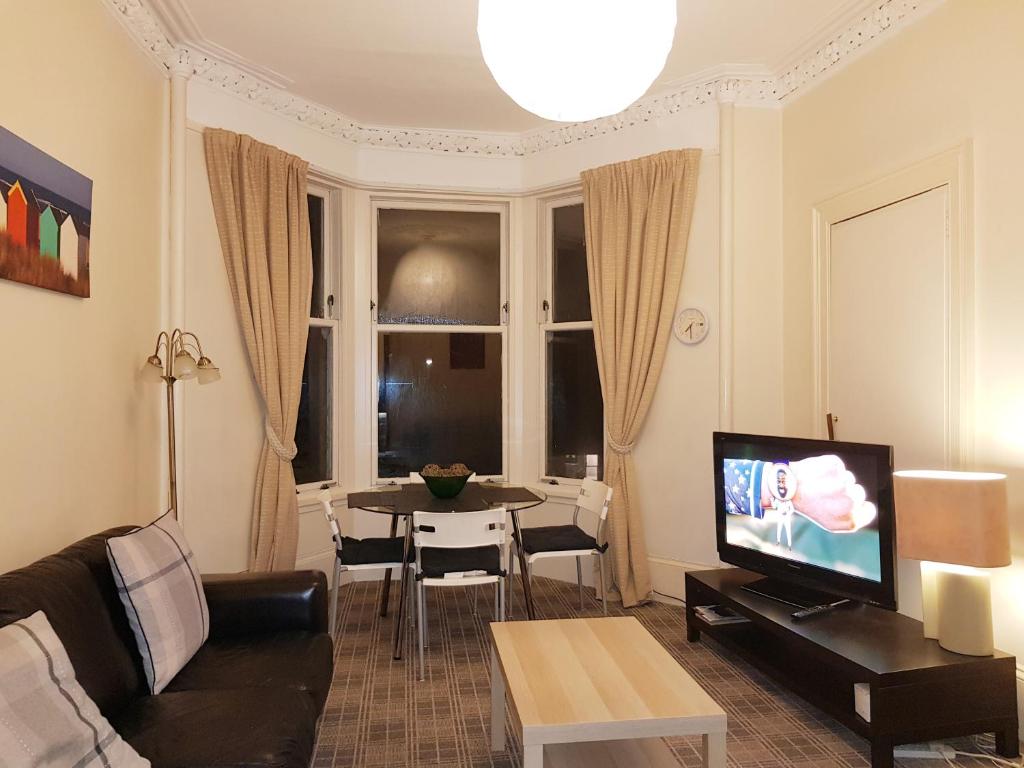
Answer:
[
  {"left": 769, "top": 465, "right": 797, "bottom": 549},
  {"left": 724, "top": 454, "right": 876, "bottom": 533}
]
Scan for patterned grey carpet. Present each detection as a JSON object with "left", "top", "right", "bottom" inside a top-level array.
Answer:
[{"left": 313, "top": 576, "right": 1011, "bottom": 767}]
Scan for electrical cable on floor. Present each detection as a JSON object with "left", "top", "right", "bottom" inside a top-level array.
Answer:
[
  {"left": 934, "top": 734, "right": 1023, "bottom": 768},
  {"left": 652, "top": 589, "right": 685, "bottom": 605}
]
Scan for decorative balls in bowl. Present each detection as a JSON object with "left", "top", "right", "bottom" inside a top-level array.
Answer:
[{"left": 419, "top": 463, "right": 473, "bottom": 499}]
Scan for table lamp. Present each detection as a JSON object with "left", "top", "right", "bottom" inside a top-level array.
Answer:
[{"left": 894, "top": 470, "right": 1010, "bottom": 656}]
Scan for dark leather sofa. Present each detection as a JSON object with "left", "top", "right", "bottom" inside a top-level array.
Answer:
[{"left": 0, "top": 527, "right": 334, "bottom": 768}]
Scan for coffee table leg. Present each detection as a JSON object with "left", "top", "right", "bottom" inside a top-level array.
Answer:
[
  {"left": 702, "top": 731, "right": 726, "bottom": 768},
  {"left": 490, "top": 646, "right": 506, "bottom": 752},
  {"left": 523, "top": 744, "right": 543, "bottom": 768}
]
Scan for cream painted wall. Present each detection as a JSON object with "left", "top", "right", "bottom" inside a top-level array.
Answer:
[
  {"left": 733, "top": 108, "right": 784, "bottom": 437},
  {"left": 0, "top": 2, "right": 165, "bottom": 570},
  {"left": 781, "top": 0, "right": 1024, "bottom": 725}
]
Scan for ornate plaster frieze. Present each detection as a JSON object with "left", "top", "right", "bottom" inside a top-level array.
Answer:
[
  {"left": 774, "top": 0, "right": 929, "bottom": 98},
  {"left": 103, "top": 0, "right": 937, "bottom": 158}
]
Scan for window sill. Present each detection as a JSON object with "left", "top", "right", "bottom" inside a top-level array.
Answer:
[
  {"left": 296, "top": 485, "right": 351, "bottom": 513},
  {"left": 527, "top": 481, "right": 579, "bottom": 502}
]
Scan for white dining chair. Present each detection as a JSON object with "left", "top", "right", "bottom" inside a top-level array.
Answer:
[
  {"left": 512, "top": 478, "right": 612, "bottom": 615},
  {"left": 319, "top": 490, "right": 408, "bottom": 637},
  {"left": 412, "top": 507, "right": 507, "bottom": 680}
]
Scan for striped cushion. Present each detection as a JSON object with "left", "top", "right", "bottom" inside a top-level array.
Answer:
[
  {"left": 106, "top": 512, "right": 209, "bottom": 694},
  {"left": 0, "top": 611, "right": 150, "bottom": 767}
]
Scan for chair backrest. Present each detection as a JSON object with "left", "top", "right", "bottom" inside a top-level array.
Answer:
[
  {"left": 319, "top": 490, "right": 342, "bottom": 547},
  {"left": 576, "top": 478, "right": 613, "bottom": 522},
  {"left": 412, "top": 508, "right": 506, "bottom": 550}
]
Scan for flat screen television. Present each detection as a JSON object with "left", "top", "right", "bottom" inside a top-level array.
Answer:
[{"left": 713, "top": 431, "right": 898, "bottom": 610}]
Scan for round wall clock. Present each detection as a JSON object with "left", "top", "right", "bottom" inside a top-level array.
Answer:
[{"left": 674, "top": 307, "right": 709, "bottom": 345}]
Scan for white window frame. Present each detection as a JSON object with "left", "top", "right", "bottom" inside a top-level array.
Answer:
[
  {"left": 295, "top": 182, "right": 343, "bottom": 491},
  {"left": 370, "top": 196, "right": 510, "bottom": 485},
  {"left": 539, "top": 191, "right": 604, "bottom": 485}
]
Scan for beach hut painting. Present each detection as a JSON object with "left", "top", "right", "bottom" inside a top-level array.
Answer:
[{"left": 0, "top": 126, "right": 92, "bottom": 297}]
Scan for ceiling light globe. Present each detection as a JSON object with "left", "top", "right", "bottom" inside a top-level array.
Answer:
[{"left": 477, "top": 0, "right": 677, "bottom": 123}]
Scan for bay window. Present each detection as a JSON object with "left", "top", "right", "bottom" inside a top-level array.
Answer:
[
  {"left": 542, "top": 199, "right": 604, "bottom": 481},
  {"left": 373, "top": 204, "right": 507, "bottom": 481}
]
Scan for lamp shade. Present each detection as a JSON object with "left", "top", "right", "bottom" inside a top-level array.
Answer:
[
  {"left": 894, "top": 470, "right": 1010, "bottom": 567},
  {"left": 173, "top": 351, "right": 198, "bottom": 380},
  {"left": 477, "top": 0, "right": 676, "bottom": 123},
  {"left": 142, "top": 355, "right": 164, "bottom": 383},
  {"left": 196, "top": 356, "right": 220, "bottom": 385}
]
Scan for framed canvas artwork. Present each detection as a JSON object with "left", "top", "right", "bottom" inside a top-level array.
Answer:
[{"left": 0, "top": 126, "right": 92, "bottom": 297}]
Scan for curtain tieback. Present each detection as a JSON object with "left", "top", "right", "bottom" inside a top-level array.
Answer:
[
  {"left": 264, "top": 417, "right": 298, "bottom": 462},
  {"left": 606, "top": 433, "right": 635, "bottom": 455}
]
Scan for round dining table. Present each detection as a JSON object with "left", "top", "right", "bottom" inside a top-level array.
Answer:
[{"left": 347, "top": 481, "right": 547, "bottom": 660}]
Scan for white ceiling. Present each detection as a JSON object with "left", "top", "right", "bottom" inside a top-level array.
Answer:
[{"left": 154, "top": 0, "right": 871, "bottom": 133}]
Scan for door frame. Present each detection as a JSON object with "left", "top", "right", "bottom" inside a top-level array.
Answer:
[{"left": 811, "top": 142, "right": 974, "bottom": 466}]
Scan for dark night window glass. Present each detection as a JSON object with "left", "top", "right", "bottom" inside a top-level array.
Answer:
[
  {"left": 308, "top": 194, "right": 325, "bottom": 319},
  {"left": 376, "top": 208, "right": 501, "bottom": 325},
  {"left": 546, "top": 330, "right": 603, "bottom": 480},
  {"left": 294, "top": 326, "right": 333, "bottom": 485},
  {"left": 552, "top": 204, "right": 591, "bottom": 322},
  {"left": 377, "top": 332, "right": 502, "bottom": 478}
]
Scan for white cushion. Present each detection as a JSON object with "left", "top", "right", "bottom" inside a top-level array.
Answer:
[
  {"left": 106, "top": 511, "right": 209, "bottom": 694},
  {"left": 0, "top": 611, "right": 150, "bottom": 767}
]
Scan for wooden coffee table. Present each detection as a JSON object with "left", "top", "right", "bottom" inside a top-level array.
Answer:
[{"left": 490, "top": 617, "right": 727, "bottom": 767}]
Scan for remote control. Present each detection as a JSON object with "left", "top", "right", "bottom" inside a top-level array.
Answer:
[{"left": 791, "top": 599, "right": 850, "bottom": 621}]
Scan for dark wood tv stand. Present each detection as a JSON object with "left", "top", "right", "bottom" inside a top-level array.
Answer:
[{"left": 686, "top": 568, "right": 1019, "bottom": 768}]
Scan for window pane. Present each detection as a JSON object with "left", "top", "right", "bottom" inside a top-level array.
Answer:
[
  {"left": 294, "top": 326, "right": 332, "bottom": 485},
  {"left": 308, "top": 194, "right": 325, "bottom": 319},
  {"left": 378, "top": 332, "right": 502, "bottom": 478},
  {"left": 552, "top": 204, "right": 591, "bottom": 322},
  {"left": 546, "top": 330, "right": 603, "bottom": 479},
  {"left": 377, "top": 208, "right": 501, "bottom": 325}
]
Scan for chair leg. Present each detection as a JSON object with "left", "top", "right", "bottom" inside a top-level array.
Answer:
[
  {"left": 473, "top": 584, "right": 479, "bottom": 616},
  {"left": 499, "top": 577, "right": 506, "bottom": 621},
  {"left": 329, "top": 560, "right": 341, "bottom": 638},
  {"left": 576, "top": 556, "right": 584, "bottom": 611},
  {"left": 423, "top": 588, "right": 429, "bottom": 648},
  {"left": 598, "top": 554, "right": 608, "bottom": 615},
  {"left": 408, "top": 568, "right": 415, "bottom": 627},
  {"left": 494, "top": 581, "right": 500, "bottom": 620},
  {"left": 417, "top": 581, "right": 426, "bottom": 681},
  {"left": 507, "top": 547, "right": 516, "bottom": 619}
]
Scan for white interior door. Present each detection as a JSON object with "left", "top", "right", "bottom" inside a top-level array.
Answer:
[
  {"left": 827, "top": 186, "right": 950, "bottom": 467},
  {"left": 826, "top": 184, "right": 951, "bottom": 616}
]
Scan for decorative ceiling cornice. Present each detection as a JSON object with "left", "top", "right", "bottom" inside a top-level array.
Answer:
[
  {"left": 104, "top": 0, "right": 935, "bottom": 159},
  {"left": 774, "top": 0, "right": 931, "bottom": 98}
]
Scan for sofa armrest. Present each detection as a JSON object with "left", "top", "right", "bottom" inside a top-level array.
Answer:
[{"left": 202, "top": 570, "right": 329, "bottom": 641}]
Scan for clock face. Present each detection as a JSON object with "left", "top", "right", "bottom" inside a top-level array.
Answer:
[{"left": 674, "top": 308, "right": 709, "bottom": 345}]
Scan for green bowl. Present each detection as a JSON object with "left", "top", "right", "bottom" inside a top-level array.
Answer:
[{"left": 419, "top": 473, "right": 472, "bottom": 499}]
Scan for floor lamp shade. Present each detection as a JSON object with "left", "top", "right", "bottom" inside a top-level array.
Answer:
[{"left": 894, "top": 470, "right": 1010, "bottom": 656}]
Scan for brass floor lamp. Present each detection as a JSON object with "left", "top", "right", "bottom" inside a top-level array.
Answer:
[{"left": 143, "top": 329, "right": 220, "bottom": 520}]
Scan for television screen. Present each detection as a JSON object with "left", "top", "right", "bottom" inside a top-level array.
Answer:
[{"left": 714, "top": 432, "right": 897, "bottom": 609}]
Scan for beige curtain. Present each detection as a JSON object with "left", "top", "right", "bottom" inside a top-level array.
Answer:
[
  {"left": 204, "top": 128, "right": 312, "bottom": 572},
  {"left": 581, "top": 149, "right": 702, "bottom": 607}
]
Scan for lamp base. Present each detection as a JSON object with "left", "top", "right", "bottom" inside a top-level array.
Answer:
[
  {"left": 919, "top": 561, "right": 940, "bottom": 639},
  {"left": 934, "top": 565, "right": 994, "bottom": 656}
]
